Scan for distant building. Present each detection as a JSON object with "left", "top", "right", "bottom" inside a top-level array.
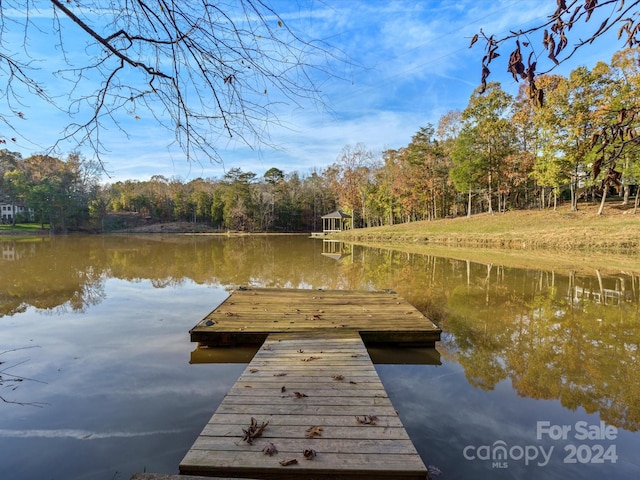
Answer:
[
  {"left": 321, "top": 210, "right": 352, "bottom": 233},
  {"left": 1, "top": 201, "right": 34, "bottom": 223}
]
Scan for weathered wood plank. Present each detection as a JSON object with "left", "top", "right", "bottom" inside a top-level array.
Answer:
[
  {"left": 205, "top": 413, "right": 405, "bottom": 428},
  {"left": 219, "top": 395, "right": 391, "bottom": 406},
  {"left": 200, "top": 423, "right": 413, "bottom": 440},
  {"left": 214, "top": 403, "right": 399, "bottom": 416},
  {"left": 226, "top": 388, "right": 387, "bottom": 398},
  {"left": 190, "top": 436, "right": 420, "bottom": 455},
  {"left": 181, "top": 449, "right": 426, "bottom": 479}
]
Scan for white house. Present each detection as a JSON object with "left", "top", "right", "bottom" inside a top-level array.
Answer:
[{"left": 1, "top": 202, "right": 34, "bottom": 223}]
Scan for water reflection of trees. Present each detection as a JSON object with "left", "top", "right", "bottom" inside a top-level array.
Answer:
[
  {"left": 340, "top": 247, "right": 640, "bottom": 432},
  {"left": 2, "top": 236, "right": 639, "bottom": 431},
  {"left": 0, "top": 236, "right": 347, "bottom": 317}
]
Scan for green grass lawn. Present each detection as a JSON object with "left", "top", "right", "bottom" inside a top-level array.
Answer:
[
  {"left": 0, "top": 223, "right": 49, "bottom": 233},
  {"left": 335, "top": 202, "right": 640, "bottom": 253}
]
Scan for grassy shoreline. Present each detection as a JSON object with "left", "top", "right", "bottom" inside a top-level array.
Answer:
[
  {"left": 330, "top": 203, "right": 640, "bottom": 274},
  {"left": 333, "top": 203, "right": 640, "bottom": 253}
]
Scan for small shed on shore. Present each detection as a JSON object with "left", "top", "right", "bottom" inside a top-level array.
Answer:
[{"left": 321, "top": 210, "right": 352, "bottom": 233}]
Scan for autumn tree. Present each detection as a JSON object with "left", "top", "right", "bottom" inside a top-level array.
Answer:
[
  {"left": 591, "top": 48, "right": 640, "bottom": 214},
  {"left": 7, "top": 153, "right": 100, "bottom": 231},
  {"left": 437, "top": 110, "right": 464, "bottom": 216},
  {"left": 535, "top": 67, "right": 606, "bottom": 210},
  {"left": 452, "top": 83, "right": 515, "bottom": 215},
  {"left": 450, "top": 127, "right": 485, "bottom": 217},
  {"left": 0, "top": 1, "right": 336, "bottom": 163},
  {"left": 325, "top": 144, "right": 378, "bottom": 227},
  {"left": 220, "top": 168, "right": 257, "bottom": 231}
]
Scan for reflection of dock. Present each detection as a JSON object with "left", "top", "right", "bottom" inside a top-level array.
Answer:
[
  {"left": 190, "top": 343, "right": 441, "bottom": 366},
  {"left": 175, "top": 288, "right": 440, "bottom": 479}
]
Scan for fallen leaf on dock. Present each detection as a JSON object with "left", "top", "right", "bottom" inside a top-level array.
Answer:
[
  {"left": 262, "top": 442, "right": 278, "bottom": 456},
  {"left": 249, "top": 368, "right": 259, "bottom": 373},
  {"left": 356, "top": 414, "right": 379, "bottom": 425},
  {"left": 281, "top": 386, "right": 286, "bottom": 393},
  {"left": 294, "top": 391, "right": 308, "bottom": 398},
  {"left": 302, "top": 356, "right": 320, "bottom": 362},
  {"left": 303, "top": 448, "right": 317, "bottom": 460},
  {"left": 305, "top": 426, "right": 323, "bottom": 438},
  {"left": 297, "top": 349, "right": 304, "bottom": 353},
  {"left": 273, "top": 373, "right": 287, "bottom": 377},
  {"left": 279, "top": 458, "right": 298, "bottom": 466},
  {"left": 242, "top": 417, "right": 269, "bottom": 444},
  {"left": 332, "top": 374, "right": 344, "bottom": 381}
]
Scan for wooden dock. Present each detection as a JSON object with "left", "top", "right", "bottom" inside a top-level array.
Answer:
[
  {"left": 190, "top": 288, "right": 441, "bottom": 347},
  {"left": 176, "top": 289, "right": 440, "bottom": 479},
  {"left": 180, "top": 333, "right": 429, "bottom": 479}
]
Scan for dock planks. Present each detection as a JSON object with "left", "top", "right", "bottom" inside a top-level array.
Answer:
[
  {"left": 190, "top": 288, "right": 441, "bottom": 347},
  {"left": 179, "top": 333, "right": 428, "bottom": 479}
]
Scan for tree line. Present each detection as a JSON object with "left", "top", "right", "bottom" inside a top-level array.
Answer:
[
  {"left": 332, "top": 48, "right": 640, "bottom": 226},
  {"left": 1, "top": 47, "right": 639, "bottom": 233}
]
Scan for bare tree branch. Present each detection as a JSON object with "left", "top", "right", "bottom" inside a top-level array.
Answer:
[
  {"left": 0, "top": 1, "right": 342, "bottom": 165},
  {"left": 1, "top": 346, "right": 48, "bottom": 407}
]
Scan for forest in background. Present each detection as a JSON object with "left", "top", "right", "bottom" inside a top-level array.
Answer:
[{"left": 1, "top": 48, "right": 639, "bottom": 233}]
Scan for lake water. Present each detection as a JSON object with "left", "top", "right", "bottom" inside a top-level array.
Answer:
[{"left": 1, "top": 235, "right": 639, "bottom": 479}]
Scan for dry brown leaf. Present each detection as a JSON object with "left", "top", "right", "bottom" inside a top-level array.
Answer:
[
  {"left": 242, "top": 417, "right": 269, "bottom": 444},
  {"left": 303, "top": 448, "right": 317, "bottom": 460},
  {"left": 262, "top": 442, "right": 278, "bottom": 456},
  {"left": 356, "top": 414, "right": 379, "bottom": 425},
  {"left": 279, "top": 458, "right": 298, "bottom": 466},
  {"left": 305, "top": 426, "right": 323, "bottom": 438}
]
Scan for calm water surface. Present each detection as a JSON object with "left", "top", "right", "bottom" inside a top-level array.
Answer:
[{"left": 1, "top": 235, "right": 638, "bottom": 479}]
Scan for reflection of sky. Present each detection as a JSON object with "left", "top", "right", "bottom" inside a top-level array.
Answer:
[
  {"left": 0, "top": 279, "right": 244, "bottom": 480},
  {"left": 377, "top": 361, "right": 640, "bottom": 479}
]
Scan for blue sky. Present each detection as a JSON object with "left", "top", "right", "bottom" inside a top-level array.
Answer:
[{"left": 4, "top": 1, "right": 624, "bottom": 183}]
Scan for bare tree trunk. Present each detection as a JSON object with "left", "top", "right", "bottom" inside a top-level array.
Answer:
[
  {"left": 597, "top": 185, "right": 608, "bottom": 215},
  {"left": 487, "top": 171, "right": 493, "bottom": 214},
  {"left": 467, "top": 190, "right": 472, "bottom": 218}
]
